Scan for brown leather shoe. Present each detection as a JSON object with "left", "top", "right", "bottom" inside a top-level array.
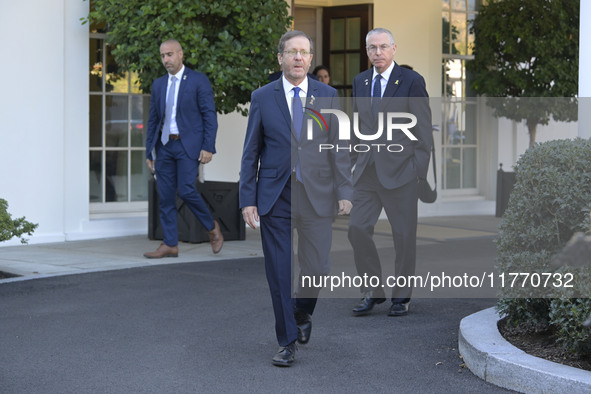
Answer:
[
  {"left": 208, "top": 220, "right": 224, "bottom": 254},
  {"left": 143, "top": 243, "right": 178, "bottom": 259}
]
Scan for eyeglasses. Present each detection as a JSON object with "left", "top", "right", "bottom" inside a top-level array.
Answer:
[
  {"left": 367, "top": 44, "right": 392, "bottom": 54},
  {"left": 282, "top": 49, "right": 312, "bottom": 57}
]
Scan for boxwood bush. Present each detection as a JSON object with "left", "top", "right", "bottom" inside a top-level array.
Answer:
[
  {"left": 0, "top": 198, "right": 38, "bottom": 244},
  {"left": 497, "top": 138, "right": 591, "bottom": 355}
]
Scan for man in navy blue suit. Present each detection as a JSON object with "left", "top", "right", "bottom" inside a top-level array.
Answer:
[
  {"left": 240, "top": 31, "right": 353, "bottom": 367},
  {"left": 144, "top": 39, "right": 223, "bottom": 258},
  {"left": 348, "top": 28, "right": 432, "bottom": 317}
]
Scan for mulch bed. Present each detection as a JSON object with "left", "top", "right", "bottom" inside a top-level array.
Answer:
[
  {"left": 498, "top": 317, "right": 591, "bottom": 372},
  {"left": 0, "top": 271, "right": 19, "bottom": 279}
]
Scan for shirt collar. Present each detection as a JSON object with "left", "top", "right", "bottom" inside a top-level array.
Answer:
[
  {"left": 372, "top": 61, "right": 396, "bottom": 82},
  {"left": 169, "top": 65, "right": 185, "bottom": 81},
  {"left": 282, "top": 75, "right": 309, "bottom": 97}
]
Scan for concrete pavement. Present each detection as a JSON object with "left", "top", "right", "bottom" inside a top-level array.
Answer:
[{"left": 1, "top": 215, "right": 587, "bottom": 392}]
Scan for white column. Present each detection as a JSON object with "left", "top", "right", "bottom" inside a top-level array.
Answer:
[{"left": 579, "top": 0, "right": 591, "bottom": 138}]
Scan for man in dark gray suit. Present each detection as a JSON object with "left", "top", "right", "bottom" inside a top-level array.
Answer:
[{"left": 348, "top": 28, "right": 432, "bottom": 317}]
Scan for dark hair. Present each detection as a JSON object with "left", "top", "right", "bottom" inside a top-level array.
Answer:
[
  {"left": 312, "top": 65, "right": 330, "bottom": 76},
  {"left": 277, "top": 30, "right": 314, "bottom": 54}
]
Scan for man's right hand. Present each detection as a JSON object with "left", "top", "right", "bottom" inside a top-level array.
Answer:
[
  {"left": 242, "top": 206, "right": 260, "bottom": 229},
  {"left": 146, "top": 159, "right": 155, "bottom": 174}
]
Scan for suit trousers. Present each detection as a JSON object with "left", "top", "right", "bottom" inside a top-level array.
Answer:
[
  {"left": 260, "top": 177, "right": 334, "bottom": 346},
  {"left": 292, "top": 178, "right": 333, "bottom": 316},
  {"left": 155, "top": 139, "right": 215, "bottom": 247},
  {"left": 260, "top": 179, "right": 296, "bottom": 347},
  {"left": 348, "top": 164, "right": 418, "bottom": 303}
]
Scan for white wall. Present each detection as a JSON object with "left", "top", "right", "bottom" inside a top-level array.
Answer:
[
  {"left": 205, "top": 111, "right": 248, "bottom": 183},
  {"left": 497, "top": 118, "right": 580, "bottom": 171},
  {"left": 373, "top": 0, "right": 441, "bottom": 100},
  {"left": 0, "top": 0, "right": 81, "bottom": 245}
]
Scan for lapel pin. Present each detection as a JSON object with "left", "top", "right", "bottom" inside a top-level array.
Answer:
[
  {"left": 395, "top": 80, "right": 399, "bottom": 85},
  {"left": 310, "top": 95, "right": 315, "bottom": 106},
  {"left": 364, "top": 79, "right": 369, "bottom": 85},
  {"left": 183, "top": 75, "right": 187, "bottom": 80}
]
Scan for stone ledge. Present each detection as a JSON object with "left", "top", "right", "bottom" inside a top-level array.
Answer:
[{"left": 458, "top": 307, "right": 591, "bottom": 393}]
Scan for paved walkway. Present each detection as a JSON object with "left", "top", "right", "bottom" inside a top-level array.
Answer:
[{"left": 1, "top": 216, "right": 516, "bottom": 393}]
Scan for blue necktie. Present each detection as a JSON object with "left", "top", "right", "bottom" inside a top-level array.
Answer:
[
  {"left": 161, "top": 76, "right": 177, "bottom": 145},
  {"left": 368, "top": 75, "right": 382, "bottom": 166},
  {"left": 292, "top": 87, "right": 304, "bottom": 182},
  {"left": 372, "top": 74, "right": 382, "bottom": 118}
]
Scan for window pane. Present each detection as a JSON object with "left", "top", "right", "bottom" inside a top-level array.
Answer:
[
  {"left": 346, "top": 53, "right": 360, "bottom": 85},
  {"left": 463, "top": 148, "right": 477, "bottom": 188},
  {"left": 89, "top": 95, "right": 102, "bottom": 147},
  {"left": 131, "top": 151, "right": 149, "bottom": 201},
  {"left": 106, "top": 95, "right": 129, "bottom": 147},
  {"left": 331, "top": 19, "right": 345, "bottom": 50},
  {"left": 105, "top": 151, "right": 128, "bottom": 202},
  {"left": 105, "top": 43, "right": 129, "bottom": 93},
  {"left": 89, "top": 39, "right": 103, "bottom": 92},
  {"left": 445, "top": 104, "right": 462, "bottom": 145},
  {"left": 444, "top": 59, "right": 463, "bottom": 98},
  {"left": 89, "top": 151, "right": 103, "bottom": 202},
  {"left": 347, "top": 17, "right": 361, "bottom": 49},
  {"left": 445, "top": 148, "right": 461, "bottom": 189},
  {"left": 442, "top": 12, "right": 451, "bottom": 54},
  {"left": 131, "top": 96, "right": 149, "bottom": 147},
  {"left": 451, "top": 12, "right": 467, "bottom": 55},
  {"left": 130, "top": 71, "right": 142, "bottom": 94},
  {"left": 464, "top": 103, "right": 477, "bottom": 144},
  {"left": 330, "top": 54, "right": 345, "bottom": 87},
  {"left": 467, "top": 14, "right": 476, "bottom": 55},
  {"left": 452, "top": 0, "right": 466, "bottom": 11}
]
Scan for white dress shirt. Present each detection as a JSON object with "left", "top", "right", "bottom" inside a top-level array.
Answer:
[{"left": 167, "top": 65, "right": 185, "bottom": 135}]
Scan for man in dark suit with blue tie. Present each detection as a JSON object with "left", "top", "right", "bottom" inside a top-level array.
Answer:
[
  {"left": 144, "top": 39, "right": 223, "bottom": 258},
  {"left": 240, "top": 31, "right": 353, "bottom": 367},
  {"left": 348, "top": 28, "right": 432, "bottom": 317}
]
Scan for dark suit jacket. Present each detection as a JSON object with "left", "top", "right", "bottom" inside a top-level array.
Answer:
[
  {"left": 351, "top": 63, "right": 432, "bottom": 189},
  {"left": 146, "top": 67, "right": 218, "bottom": 161},
  {"left": 240, "top": 77, "right": 353, "bottom": 217}
]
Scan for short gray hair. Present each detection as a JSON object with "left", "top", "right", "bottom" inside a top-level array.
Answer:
[
  {"left": 278, "top": 30, "right": 314, "bottom": 54},
  {"left": 366, "top": 28, "right": 395, "bottom": 47}
]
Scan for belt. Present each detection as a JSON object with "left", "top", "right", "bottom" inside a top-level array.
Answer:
[{"left": 169, "top": 134, "right": 180, "bottom": 140}]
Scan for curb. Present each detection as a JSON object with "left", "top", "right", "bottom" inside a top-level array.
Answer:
[{"left": 458, "top": 307, "right": 591, "bottom": 393}]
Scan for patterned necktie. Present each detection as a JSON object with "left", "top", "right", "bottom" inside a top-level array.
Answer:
[
  {"left": 292, "top": 87, "right": 304, "bottom": 182},
  {"left": 372, "top": 74, "right": 382, "bottom": 118},
  {"left": 161, "top": 76, "right": 177, "bottom": 145}
]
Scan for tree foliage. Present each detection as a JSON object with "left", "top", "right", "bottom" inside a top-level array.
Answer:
[
  {"left": 84, "top": 0, "right": 292, "bottom": 115},
  {"left": 467, "top": 0, "right": 579, "bottom": 146}
]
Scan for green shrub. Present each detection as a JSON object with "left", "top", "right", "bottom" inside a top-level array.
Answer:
[
  {"left": 496, "top": 138, "right": 591, "bottom": 354},
  {"left": 549, "top": 298, "right": 591, "bottom": 356},
  {"left": 0, "top": 199, "right": 38, "bottom": 244}
]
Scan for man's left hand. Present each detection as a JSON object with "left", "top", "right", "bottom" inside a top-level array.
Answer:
[
  {"left": 199, "top": 150, "right": 213, "bottom": 164},
  {"left": 338, "top": 200, "right": 352, "bottom": 215}
]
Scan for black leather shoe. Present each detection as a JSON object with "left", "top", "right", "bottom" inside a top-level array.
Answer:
[
  {"left": 272, "top": 342, "right": 296, "bottom": 367},
  {"left": 388, "top": 302, "right": 409, "bottom": 316},
  {"left": 295, "top": 309, "right": 312, "bottom": 344},
  {"left": 352, "top": 291, "right": 386, "bottom": 316}
]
